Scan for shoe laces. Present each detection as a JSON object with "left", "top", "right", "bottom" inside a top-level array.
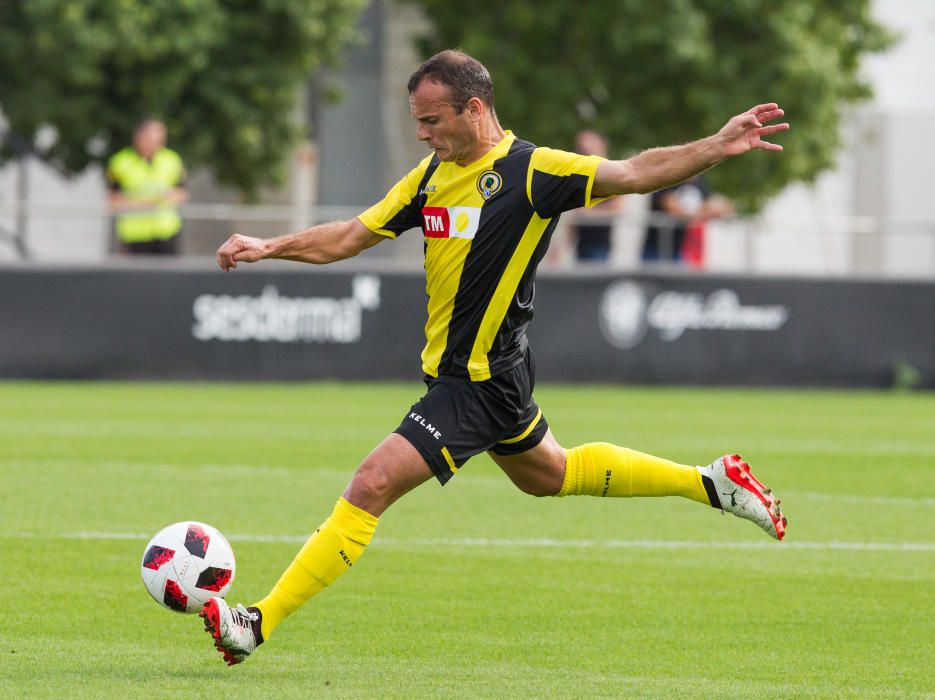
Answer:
[{"left": 231, "top": 604, "right": 259, "bottom": 627}]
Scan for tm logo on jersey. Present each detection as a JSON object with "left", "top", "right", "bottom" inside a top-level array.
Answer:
[{"left": 422, "top": 206, "right": 481, "bottom": 239}]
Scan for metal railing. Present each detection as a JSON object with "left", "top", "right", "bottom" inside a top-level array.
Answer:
[{"left": 0, "top": 199, "right": 933, "bottom": 278}]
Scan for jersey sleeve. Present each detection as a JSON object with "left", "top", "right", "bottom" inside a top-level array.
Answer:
[
  {"left": 358, "top": 155, "right": 434, "bottom": 239},
  {"left": 527, "top": 148, "right": 610, "bottom": 219}
]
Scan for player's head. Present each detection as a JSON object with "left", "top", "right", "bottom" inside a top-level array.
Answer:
[
  {"left": 407, "top": 50, "right": 495, "bottom": 114},
  {"left": 133, "top": 118, "right": 166, "bottom": 159},
  {"left": 407, "top": 50, "right": 497, "bottom": 163}
]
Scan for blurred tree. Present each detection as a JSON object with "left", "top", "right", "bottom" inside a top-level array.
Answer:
[
  {"left": 405, "top": 0, "right": 895, "bottom": 211},
  {"left": 0, "top": 0, "right": 367, "bottom": 194}
]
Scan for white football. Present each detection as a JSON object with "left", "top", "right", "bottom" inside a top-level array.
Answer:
[{"left": 141, "top": 521, "right": 235, "bottom": 613}]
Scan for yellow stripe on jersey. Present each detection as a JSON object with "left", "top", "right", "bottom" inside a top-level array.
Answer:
[
  {"left": 358, "top": 154, "right": 435, "bottom": 238},
  {"left": 421, "top": 237, "right": 472, "bottom": 377},
  {"left": 467, "top": 213, "right": 551, "bottom": 381},
  {"left": 498, "top": 408, "right": 543, "bottom": 444}
]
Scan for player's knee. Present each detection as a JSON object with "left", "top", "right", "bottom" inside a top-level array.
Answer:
[
  {"left": 346, "top": 460, "right": 394, "bottom": 509},
  {"left": 518, "top": 446, "right": 566, "bottom": 497}
]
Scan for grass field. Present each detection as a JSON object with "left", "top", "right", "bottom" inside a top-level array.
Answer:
[{"left": 2, "top": 381, "right": 934, "bottom": 699}]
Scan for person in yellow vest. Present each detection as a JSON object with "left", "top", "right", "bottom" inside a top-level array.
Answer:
[{"left": 106, "top": 119, "right": 188, "bottom": 255}]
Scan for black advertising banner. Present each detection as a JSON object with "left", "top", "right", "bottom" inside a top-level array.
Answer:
[
  {"left": 0, "top": 265, "right": 932, "bottom": 387},
  {"left": 528, "top": 273, "right": 934, "bottom": 387},
  {"left": 0, "top": 265, "right": 425, "bottom": 381}
]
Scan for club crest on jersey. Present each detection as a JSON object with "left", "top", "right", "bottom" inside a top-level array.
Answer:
[
  {"left": 422, "top": 206, "right": 481, "bottom": 239},
  {"left": 477, "top": 170, "right": 502, "bottom": 199}
]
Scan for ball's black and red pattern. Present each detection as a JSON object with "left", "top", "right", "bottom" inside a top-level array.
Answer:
[
  {"left": 142, "top": 545, "right": 175, "bottom": 571},
  {"left": 196, "top": 566, "right": 233, "bottom": 592},
  {"left": 184, "top": 524, "right": 211, "bottom": 558},
  {"left": 163, "top": 579, "right": 189, "bottom": 612}
]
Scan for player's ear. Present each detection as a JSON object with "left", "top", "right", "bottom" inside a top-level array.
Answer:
[{"left": 465, "top": 96, "right": 484, "bottom": 122}]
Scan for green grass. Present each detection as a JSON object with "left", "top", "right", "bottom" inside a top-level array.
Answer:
[{"left": 1, "top": 381, "right": 934, "bottom": 699}]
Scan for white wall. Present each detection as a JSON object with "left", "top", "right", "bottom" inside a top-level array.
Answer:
[
  {"left": 734, "top": 0, "right": 935, "bottom": 278},
  {"left": 0, "top": 154, "right": 109, "bottom": 263}
]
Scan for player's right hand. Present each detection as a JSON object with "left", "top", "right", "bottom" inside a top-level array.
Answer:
[
  {"left": 717, "top": 103, "right": 789, "bottom": 157},
  {"left": 216, "top": 234, "right": 268, "bottom": 271}
]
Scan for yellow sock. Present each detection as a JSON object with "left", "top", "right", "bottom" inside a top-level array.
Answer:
[
  {"left": 557, "top": 443, "right": 709, "bottom": 504},
  {"left": 253, "top": 497, "right": 378, "bottom": 640}
]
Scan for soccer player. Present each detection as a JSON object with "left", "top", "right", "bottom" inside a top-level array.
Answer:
[{"left": 201, "top": 49, "right": 789, "bottom": 665}]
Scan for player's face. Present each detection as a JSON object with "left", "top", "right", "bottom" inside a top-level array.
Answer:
[{"left": 409, "top": 79, "right": 477, "bottom": 164}]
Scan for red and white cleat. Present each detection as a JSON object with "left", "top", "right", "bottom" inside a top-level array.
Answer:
[
  {"left": 200, "top": 597, "right": 263, "bottom": 666},
  {"left": 697, "top": 454, "right": 787, "bottom": 540}
]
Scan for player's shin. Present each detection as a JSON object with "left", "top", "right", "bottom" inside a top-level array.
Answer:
[
  {"left": 252, "top": 497, "right": 378, "bottom": 640},
  {"left": 557, "top": 443, "right": 709, "bottom": 504}
]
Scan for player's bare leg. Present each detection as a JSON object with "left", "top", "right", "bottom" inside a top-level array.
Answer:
[
  {"left": 202, "top": 434, "right": 433, "bottom": 665},
  {"left": 489, "top": 429, "right": 566, "bottom": 496},
  {"left": 341, "top": 433, "right": 435, "bottom": 516}
]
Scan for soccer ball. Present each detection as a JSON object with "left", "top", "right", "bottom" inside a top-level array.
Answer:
[{"left": 141, "top": 521, "right": 236, "bottom": 613}]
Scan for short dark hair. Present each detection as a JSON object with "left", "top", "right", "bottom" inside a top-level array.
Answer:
[
  {"left": 134, "top": 117, "right": 165, "bottom": 134},
  {"left": 407, "top": 50, "right": 495, "bottom": 113}
]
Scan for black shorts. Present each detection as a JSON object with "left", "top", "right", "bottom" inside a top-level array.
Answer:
[{"left": 394, "top": 350, "right": 549, "bottom": 484}]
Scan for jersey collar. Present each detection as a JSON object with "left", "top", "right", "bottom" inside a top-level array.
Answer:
[{"left": 450, "top": 131, "right": 516, "bottom": 171}]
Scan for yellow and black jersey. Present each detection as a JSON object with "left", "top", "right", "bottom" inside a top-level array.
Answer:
[{"left": 359, "top": 131, "right": 607, "bottom": 381}]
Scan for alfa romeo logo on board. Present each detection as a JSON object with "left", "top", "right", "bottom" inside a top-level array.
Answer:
[
  {"left": 599, "top": 280, "right": 791, "bottom": 349},
  {"left": 599, "top": 281, "right": 649, "bottom": 349}
]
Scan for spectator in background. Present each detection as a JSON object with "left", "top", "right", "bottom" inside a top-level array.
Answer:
[
  {"left": 568, "top": 129, "right": 622, "bottom": 262},
  {"left": 107, "top": 118, "right": 188, "bottom": 255},
  {"left": 641, "top": 174, "right": 733, "bottom": 266}
]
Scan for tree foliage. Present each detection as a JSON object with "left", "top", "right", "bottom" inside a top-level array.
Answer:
[
  {"left": 406, "top": 0, "right": 895, "bottom": 211},
  {"left": 0, "top": 0, "right": 367, "bottom": 194}
]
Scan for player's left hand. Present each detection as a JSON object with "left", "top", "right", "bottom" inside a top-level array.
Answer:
[
  {"left": 216, "top": 233, "right": 269, "bottom": 271},
  {"left": 717, "top": 103, "right": 789, "bottom": 157}
]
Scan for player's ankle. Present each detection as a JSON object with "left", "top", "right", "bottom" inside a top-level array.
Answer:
[{"left": 247, "top": 606, "right": 265, "bottom": 645}]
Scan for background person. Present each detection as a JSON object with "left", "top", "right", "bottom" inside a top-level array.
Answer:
[
  {"left": 641, "top": 174, "right": 733, "bottom": 265},
  {"left": 568, "top": 129, "right": 624, "bottom": 262},
  {"left": 106, "top": 118, "right": 188, "bottom": 255}
]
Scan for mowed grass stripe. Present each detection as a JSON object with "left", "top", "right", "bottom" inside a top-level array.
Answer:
[
  {"left": 6, "top": 529, "right": 935, "bottom": 553},
  {"left": 7, "top": 457, "right": 935, "bottom": 507}
]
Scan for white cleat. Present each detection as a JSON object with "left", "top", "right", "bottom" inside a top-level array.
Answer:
[
  {"left": 697, "top": 454, "right": 787, "bottom": 540},
  {"left": 200, "top": 597, "right": 263, "bottom": 666}
]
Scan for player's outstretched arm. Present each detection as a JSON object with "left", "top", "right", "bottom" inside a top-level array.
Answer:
[
  {"left": 593, "top": 103, "right": 789, "bottom": 197},
  {"left": 216, "top": 218, "right": 384, "bottom": 271}
]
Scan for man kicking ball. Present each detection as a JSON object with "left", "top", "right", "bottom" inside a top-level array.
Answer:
[{"left": 201, "top": 49, "right": 788, "bottom": 665}]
